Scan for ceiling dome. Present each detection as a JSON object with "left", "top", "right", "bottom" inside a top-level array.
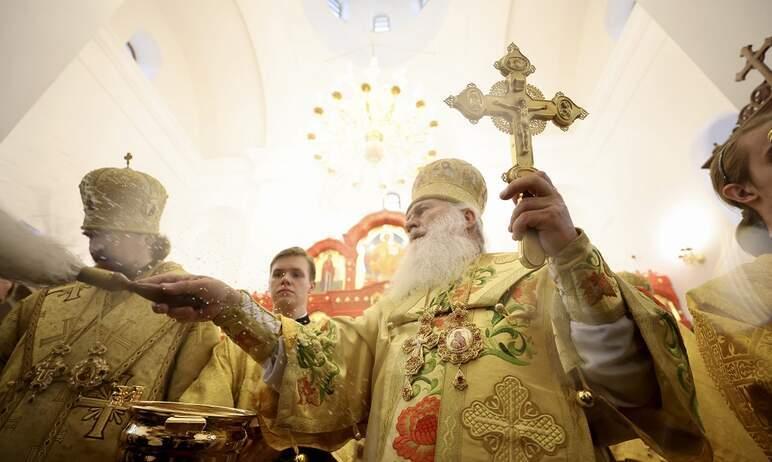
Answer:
[{"left": 302, "top": 0, "right": 449, "bottom": 68}]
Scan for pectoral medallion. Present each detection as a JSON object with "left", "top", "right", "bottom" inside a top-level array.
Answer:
[
  {"left": 69, "top": 342, "right": 110, "bottom": 391},
  {"left": 437, "top": 304, "right": 483, "bottom": 390}
]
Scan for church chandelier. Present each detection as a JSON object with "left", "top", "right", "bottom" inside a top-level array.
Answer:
[{"left": 305, "top": 59, "right": 440, "bottom": 193}]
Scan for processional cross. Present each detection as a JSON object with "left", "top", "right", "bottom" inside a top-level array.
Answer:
[{"left": 445, "top": 43, "right": 588, "bottom": 268}]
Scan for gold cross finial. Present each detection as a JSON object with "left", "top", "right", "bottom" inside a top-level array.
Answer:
[
  {"left": 445, "top": 43, "right": 588, "bottom": 268},
  {"left": 124, "top": 152, "right": 133, "bottom": 168},
  {"left": 736, "top": 37, "right": 772, "bottom": 84}
]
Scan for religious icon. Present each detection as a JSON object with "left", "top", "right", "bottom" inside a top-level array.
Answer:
[
  {"left": 320, "top": 255, "right": 335, "bottom": 291},
  {"left": 447, "top": 328, "right": 471, "bottom": 353},
  {"left": 356, "top": 225, "right": 407, "bottom": 287},
  {"left": 313, "top": 250, "right": 346, "bottom": 292}
]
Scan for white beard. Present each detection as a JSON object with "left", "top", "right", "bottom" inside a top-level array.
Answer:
[{"left": 388, "top": 209, "right": 482, "bottom": 301}]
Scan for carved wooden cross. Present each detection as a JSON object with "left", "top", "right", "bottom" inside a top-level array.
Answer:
[
  {"left": 445, "top": 43, "right": 588, "bottom": 268},
  {"left": 74, "top": 382, "right": 144, "bottom": 439}
]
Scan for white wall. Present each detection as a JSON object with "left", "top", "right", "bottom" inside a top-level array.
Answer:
[
  {"left": 0, "top": 0, "right": 124, "bottom": 141},
  {"left": 637, "top": 0, "right": 772, "bottom": 109}
]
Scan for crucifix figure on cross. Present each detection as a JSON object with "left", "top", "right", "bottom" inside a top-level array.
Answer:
[{"left": 445, "top": 43, "right": 588, "bottom": 268}]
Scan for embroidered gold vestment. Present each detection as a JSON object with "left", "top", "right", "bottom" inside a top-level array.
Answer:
[
  {"left": 686, "top": 254, "right": 771, "bottom": 460},
  {"left": 0, "top": 262, "right": 220, "bottom": 461}
]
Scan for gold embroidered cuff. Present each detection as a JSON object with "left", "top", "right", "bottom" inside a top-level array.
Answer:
[
  {"left": 213, "top": 293, "right": 281, "bottom": 363},
  {"left": 552, "top": 228, "right": 590, "bottom": 267},
  {"left": 549, "top": 230, "right": 625, "bottom": 325}
]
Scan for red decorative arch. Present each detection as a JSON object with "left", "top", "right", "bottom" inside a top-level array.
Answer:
[{"left": 343, "top": 210, "right": 406, "bottom": 248}]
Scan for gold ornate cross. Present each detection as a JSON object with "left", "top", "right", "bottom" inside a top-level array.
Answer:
[
  {"left": 124, "top": 152, "right": 133, "bottom": 168},
  {"left": 445, "top": 43, "right": 588, "bottom": 268},
  {"left": 74, "top": 383, "right": 144, "bottom": 439}
]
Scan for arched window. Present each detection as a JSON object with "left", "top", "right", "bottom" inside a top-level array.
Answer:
[{"left": 125, "top": 30, "right": 162, "bottom": 80}]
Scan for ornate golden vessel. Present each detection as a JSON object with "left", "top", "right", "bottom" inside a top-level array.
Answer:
[{"left": 117, "top": 401, "right": 256, "bottom": 461}]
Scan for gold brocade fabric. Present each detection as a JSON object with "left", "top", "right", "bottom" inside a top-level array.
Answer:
[
  {"left": 0, "top": 262, "right": 220, "bottom": 461},
  {"left": 256, "top": 235, "right": 708, "bottom": 462},
  {"left": 610, "top": 324, "right": 767, "bottom": 462},
  {"left": 686, "top": 254, "right": 772, "bottom": 461},
  {"left": 180, "top": 333, "right": 358, "bottom": 462}
]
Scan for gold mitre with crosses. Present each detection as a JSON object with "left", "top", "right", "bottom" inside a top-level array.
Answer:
[
  {"left": 703, "top": 36, "right": 772, "bottom": 169},
  {"left": 79, "top": 153, "right": 168, "bottom": 235},
  {"left": 411, "top": 158, "right": 487, "bottom": 213}
]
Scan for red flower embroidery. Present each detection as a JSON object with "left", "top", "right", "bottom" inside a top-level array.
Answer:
[
  {"left": 511, "top": 275, "right": 538, "bottom": 305},
  {"left": 393, "top": 395, "right": 440, "bottom": 462},
  {"left": 297, "top": 375, "right": 321, "bottom": 406},
  {"left": 580, "top": 272, "right": 617, "bottom": 306}
]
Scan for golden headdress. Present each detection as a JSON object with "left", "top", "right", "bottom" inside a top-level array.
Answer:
[
  {"left": 79, "top": 153, "right": 168, "bottom": 235},
  {"left": 703, "top": 37, "right": 772, "bottom": 173},
  {"left": 410, "top": 158, "right": 487, "bottom": 213}
]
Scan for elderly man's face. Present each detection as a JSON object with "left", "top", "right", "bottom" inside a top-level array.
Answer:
[{"left": 405, "top": 199, "right": 457, "bottom": 242}]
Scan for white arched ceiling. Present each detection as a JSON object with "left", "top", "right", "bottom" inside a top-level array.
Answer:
[{"left": 110, "top": 0, "right": 267, "bottom": 159}]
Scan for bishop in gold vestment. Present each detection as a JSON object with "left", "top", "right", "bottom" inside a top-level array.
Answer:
[
  {"left": 148, "top": 159, "right": 709, "bottom": 461},
  {"left": 0, "top": 163, "right": 219, "bottom": 461}
]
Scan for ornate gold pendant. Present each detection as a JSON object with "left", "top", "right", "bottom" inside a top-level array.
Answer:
[
  {"left": 437, "top": 304, "right": 483, "bottom": 367},
  {"left": 24, "top": 342, "right": 71, "bottom": 400},
  {"left": 69, "top": 342, "right": 110, "bottom": 391},
  {"left": 437, "top": 304, "right": 483, "bottom": 391},
  {"left": 402, "top": 324, "right": 439, "bottom": 375},
  {"left": 401, "top": 307, "right": 440, "bottom": 401}
]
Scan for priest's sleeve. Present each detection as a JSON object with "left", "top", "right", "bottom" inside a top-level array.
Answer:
[
  {"left": 547, "top": 231, "right": 711, "bottom": 461},
  {"left": 180, "top": 337, "right": 243, "bottom": 408},
  {"left": 211, "top": 293, "right": 382, "bottom": 453},
  {"left": 165, "top": 320, "right": 222, "bottom": 401},
  {"left": 257, "top": 306, "right": 382, "bottom": 452}
]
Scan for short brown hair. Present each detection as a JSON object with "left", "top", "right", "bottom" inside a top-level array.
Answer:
[
  {"left": 709, "top": 112, "right": 772, "bottom": 254},
  {"left": 269, "top": 247, "right": 316, "bottom": 282}
]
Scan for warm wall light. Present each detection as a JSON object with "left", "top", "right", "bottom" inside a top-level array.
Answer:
[
  {"left": 657, "top": 201, "right": 716, "bottom": 264},
  {"left": 678, "top": 247, "right": 706, "bottom": 265}
]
